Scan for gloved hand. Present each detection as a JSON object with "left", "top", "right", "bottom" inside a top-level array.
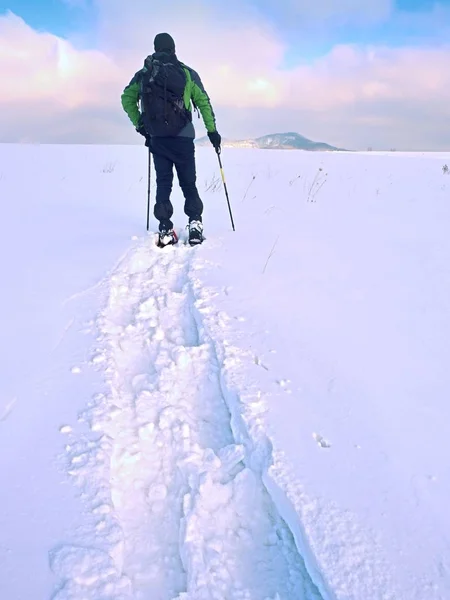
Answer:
[
  {"left": 207, "top": 130, "right": 221, "bottom": 151},
  {"left": 136, "top": 117, "right": 152, "bottom": 149},
  {"left": 136, "top": 115, "right": 146, "bottom": 138}
]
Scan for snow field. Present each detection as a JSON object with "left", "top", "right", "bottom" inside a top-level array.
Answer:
[
  {"left": 52, "top": 234, "right": 323, "bottom": 599},
  {"left": 2, "top": 144, "right": 450, "bottom": 600}
]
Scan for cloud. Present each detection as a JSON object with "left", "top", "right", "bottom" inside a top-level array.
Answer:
[
  {"left": 265, "top": 0, "right": 393, "bottom": 24},
  {"left": 286, "top": 44, "right": 450, "bottom": 111},
  {"left": 1, "top": 4, "right": 450, "bottom": 150},
  {"left": 0, "top": 11, "right": 122, "bottom": 108}
]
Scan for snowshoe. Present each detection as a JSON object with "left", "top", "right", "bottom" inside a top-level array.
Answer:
[
  {"left": 188, "top": 220, "right": 204, "bottom": 246},
  {"left": 156, "top": 229, "right": 178, "bottom": 248}
]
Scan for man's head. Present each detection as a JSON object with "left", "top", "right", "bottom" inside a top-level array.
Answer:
[{"left": 154, "top": 33, "right": 175, "bottom": 54}]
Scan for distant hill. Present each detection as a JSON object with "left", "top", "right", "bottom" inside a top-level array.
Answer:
[{"left": 196, "top": 131, "right": 344, "bottom": 151}]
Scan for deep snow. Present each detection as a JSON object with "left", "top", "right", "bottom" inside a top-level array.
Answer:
[{"left": 1, "top": 143, "right": 450, "bottom": 600}]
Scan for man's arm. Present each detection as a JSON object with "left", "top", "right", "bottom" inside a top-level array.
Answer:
[
  {"left": 188, "top": 69, "right": 217, "bottom": 133},
  {"left": 121, "top": 72, "right": 142, "bottom": 128}
]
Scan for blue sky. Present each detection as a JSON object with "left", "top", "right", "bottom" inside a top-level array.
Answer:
[
  {"left": 1, "top": 0, "right": 450, "bottom": 149},
  {"left": 2, "top": 0, "right": 449, "bottom": 57},
  {"left": 0, "top": 0, "right": 97, "bottom": 42},
  {"left": 262, "top": 0, "right": 450, "bottom": 65}
]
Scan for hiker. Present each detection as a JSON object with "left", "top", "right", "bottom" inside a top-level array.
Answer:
[{"left": 121, "top": 32, "right": 221, "bottom": 246}]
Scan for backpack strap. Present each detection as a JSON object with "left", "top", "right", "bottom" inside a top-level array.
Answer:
[{"left": 182, "top": 65, "right": 191, "bottom": 82}]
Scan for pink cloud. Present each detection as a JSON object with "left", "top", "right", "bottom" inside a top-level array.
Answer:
[
  {"left": 0, "top": 11, "right": 121, "bottom": 108},
  {"left": 0, "top": 4, "right": 450, "bottom": 149},
  {"left": 288, "top": 0, "right": 393, "bottom": 22}
]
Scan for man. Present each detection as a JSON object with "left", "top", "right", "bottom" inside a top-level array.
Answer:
[{"left": 121, "top": 32, "right": 221, "bottom": 247}]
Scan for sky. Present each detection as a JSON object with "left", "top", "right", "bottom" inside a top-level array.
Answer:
[{"left": 0, "top": 0, "right": 450, "bottom": 149}]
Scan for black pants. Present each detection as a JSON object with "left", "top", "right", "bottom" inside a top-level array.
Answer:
[{"left": 151, "top": 136, "right": 203, "bottom": 231}]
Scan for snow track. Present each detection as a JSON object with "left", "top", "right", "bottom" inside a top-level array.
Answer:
[{"left": 54, "top": 237, "right": 324, "bottom": 600}]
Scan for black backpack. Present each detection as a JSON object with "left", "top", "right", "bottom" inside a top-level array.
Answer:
[{"left": 139, "top": 52, "right": 191, "bottom": 137}]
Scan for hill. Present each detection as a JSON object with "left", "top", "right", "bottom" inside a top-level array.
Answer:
[{"left": 196, "top": 131, "right": 344, "bottom": 151}]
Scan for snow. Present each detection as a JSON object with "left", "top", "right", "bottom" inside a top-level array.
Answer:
[{"left": 1, "top": 143, "right": 450, "bottom": 600}]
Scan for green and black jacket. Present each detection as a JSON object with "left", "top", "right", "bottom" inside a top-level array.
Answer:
[{"left": 121, "top": 58, "right": 217, "bottom": 134}]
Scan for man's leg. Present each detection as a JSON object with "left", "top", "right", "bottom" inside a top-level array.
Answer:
[
  {"left": 152, "top": 152, "right": 175, "bottom": 231},
  {"left": 174, "top": 139, "right": 203, "bottom": 223}
]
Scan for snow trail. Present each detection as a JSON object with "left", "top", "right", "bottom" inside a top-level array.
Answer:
[{"left": 56, "top": 236, "right": 324, "bottom": 600}]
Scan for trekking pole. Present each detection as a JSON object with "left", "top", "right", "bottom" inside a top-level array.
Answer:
[
  {"left": 146, "top": 148, "right": 151, "bottom": 231},
  {"left": 216, "top": 147, "right": 235, "bottom": 231}
]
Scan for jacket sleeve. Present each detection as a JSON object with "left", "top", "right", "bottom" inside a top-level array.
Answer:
[
  {"left": 188, "top": 69, "right": 217, "bottom": 133},
  {"left": 121, "top": 72, "right": 142, "bottom": 128}
]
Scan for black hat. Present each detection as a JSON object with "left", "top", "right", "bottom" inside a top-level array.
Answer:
[{"left": 154, "top": 33, "right": 175, "bottom": 53}]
